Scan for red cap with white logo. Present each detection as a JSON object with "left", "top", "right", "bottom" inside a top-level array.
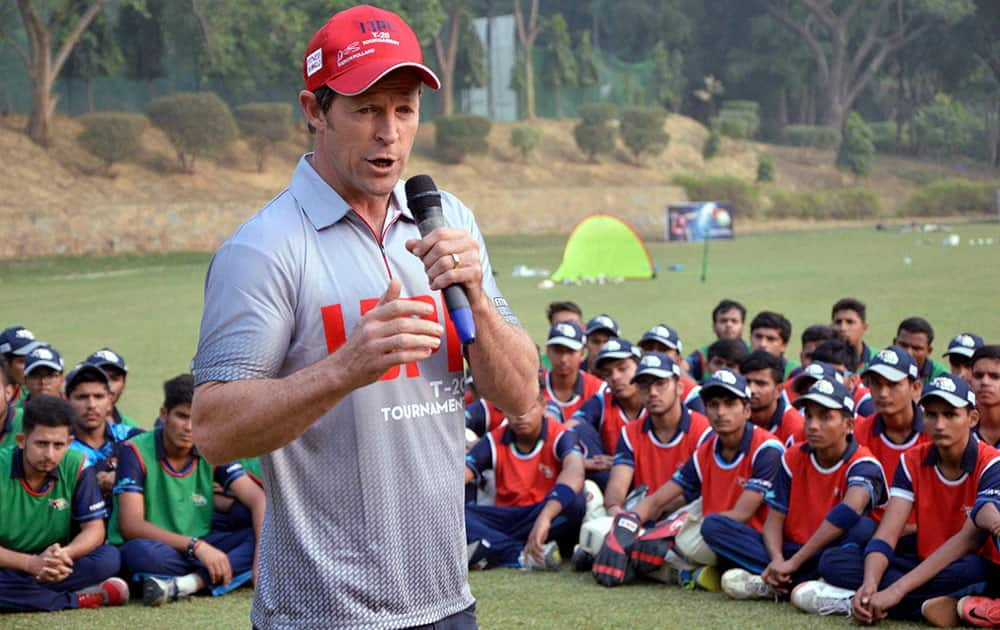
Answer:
[{"left": 302, "top": 4, "right": 441, "bottom": 95}]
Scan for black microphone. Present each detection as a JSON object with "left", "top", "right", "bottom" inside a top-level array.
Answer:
[{"left": 405, "top": 174, "right": 476, "bottom": 344}]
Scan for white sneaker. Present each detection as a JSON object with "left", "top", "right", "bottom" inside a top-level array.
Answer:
[
  {"left": 722, "top": 568, "right": 776, "bottom": 600},
  {"left": 518, "top": 541, "right": 561, "bottom": 571},
  {"left": 791, "top": 580, "right": 855, "bottom": 616}
]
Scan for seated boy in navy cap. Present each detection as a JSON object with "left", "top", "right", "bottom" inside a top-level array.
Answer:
[
  {"left": 740, "top": 350, "right": 805, "bottom": 447},
  {"left": 571, "top": 339, "right": 646, "bottom": 457},
  {"left": 0, "top": 326, "right": 43, "bottom": 409},
  {"left": 543, "top": 321, "right": 606, "bottom": 420},
  {"left": 0, "top": 395, "right": 127, "bottom": 612},
  {"left": 943, "top": 333, "right": 985, "bottom": 384},
  {"left": 110, "top": 374, "right": 265, "bottom": 606},
  {"left": 66, "top": 363, "right": 144, "bottom": 501},
  {"left": 464, "top": 385, "right": 585, "bottom": 570},
  {"left": 21, "top": 345, "right": 64, "bottom": 407},
  {"left": 794, "top": 374, "right": 1000, "bottom": 622},
  {"left": 638, "top": 324, "right": 705, "bottom": 415},
  {"left": 84, "top": 348, "right": 139, "bottom": 428},
  {"left": 583, "top": 314, "right": 619, "bottom": 373},
  {"left": 712, "top": 377, "right": 886, "bottom": 602}
]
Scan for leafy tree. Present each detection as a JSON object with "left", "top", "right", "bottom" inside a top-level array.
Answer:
[
  {"left": 593, "top": 0, "right": 692, "bottom": 64},
  {"left": 762, "top": 0, "right": 975, "bottom": 130},
  {"left": 6, "top": 0, "right": 124, "bottom": 146},
  {"left": 693, "top": 74, "right": 724, "bottom": 120},
  {"left": 836, "top": 112, "right": 875, "bottom": 178},
  {"left": 910, "top": 93, "right": 977, "bottom": 159},
  {"left": 430, "top": 0, "right": 464, "bottom": 116},
  {"left": 77, "top": 112, "right": 146, "bottom": 175},
  {"left": 510, "top": 124, "right": 543, "bottom": 159},
  {"left": 512, "top": 0, "right": 542, "bottom": 119},
  {"left": 703, "top": 131, "right": 721, "bottom": 159},
  {"left": 116, "top": 0, "right": 165, "bottom": 100},
  {"left": 62, "top": 0, "right": 121, "bottom": 112},
  {"left": 620, "top": 107, "right": 669, "bottom": 165},
  {"left": 575, "top": 30, "right": 599, "bottom": 90},
  {"left": 756, "top": 153, "right": 775, "bottom": 182},
  {"left": 541, "top": 14, "right": 576, "bottom": 117},
  {"left": 146, "top": 91, "right": 238, "bottom": 172},
  {"left": 573, "top": 102, "right": 617, "bottom": 162},
  {"left": 454, "top": 14, "right": 487, "bottom": 92},
  {"left": 650, "top": 42, "right": 685, "bottom": 112},
  {"left": 235, "top": 102, "right": 293, "bottom": 173}
]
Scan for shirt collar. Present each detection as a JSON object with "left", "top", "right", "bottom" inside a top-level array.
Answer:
[
  {"left": 153, "top": 427, "right": 199, "bottom": 460},
  {"left": 918, "top": 358, "right": 933, "bottom": 380},
  {"left": 716, "top": 422, "right": 756, "bottom": 459},
  {"left": 291, "top": 154, "right": 410, "bottom": 231},
  {"left": 72, "top": 420, "right": 113, "bottom": 446},
  {"left": 872, "top": 403, "right": 923, "bottom": 438},
  {"left": 768, "top": 397, "right": 787, "bottom": 433},
  {"left": 501, "top": 415, "right": 550, "bottom": 446},
  {"left": 923, "top": 434, "right": 979, "bottom": 473},
  {"left": 10, "top": 447, "right": 60, "bottom": 481},
  {"left": 973, "top": 426, "right": 1000, "bottom": 449},
  {"left": 799, "top": 434, "right": 860, "bottom": 463}
]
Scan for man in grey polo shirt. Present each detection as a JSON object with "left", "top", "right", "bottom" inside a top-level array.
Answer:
[{"left": 190, "top": 5, "right": 537, "bottom": 629}]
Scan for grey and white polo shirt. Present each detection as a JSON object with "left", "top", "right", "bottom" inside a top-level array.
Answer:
[{"left": 192, "top": 155, "right": 517, "bottom": 629}]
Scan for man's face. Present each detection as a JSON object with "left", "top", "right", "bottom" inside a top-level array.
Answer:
[
  {"left": 586, "top": 332, "right": 611, "bottom": 365},
  {"left": 751, "top": 327, "right": 787, "bottom": 357},
  {"left": 25, "top": 367, "right": 62, "bottom": 398},
  {"left": 161, "top": 402, "right": 194, "bottom": 455},
  {"left": 507, "top": 398, "right": 543, "bottom": 441},
  {"left": 549, "top": 310, "right": 582, "bottom": 327},
  {"left": 744, "top": 368, "right": 781, "bottom": 413},
  {"left": 308, "top": 70, "right": 421, "bottom": 205},
  {"left": 802, "top": 402, "right": 852, "bottom": 452},
  {"left": 103, "top": 367, "right": 126, "bottom": 405},
  {"left": 865, "top": 373, "right": 918, "bottom": 417},
  {"left": 706, "top": 355, "right": 741, "bottom": 376},
  {"left": 704, "top": 394, "right": 749, "bottom": 436},
  {"left": 832, "top": 309, "right": 867, "bottom": 347},
  {"left": 972, "top": 358, "right": 1000, "bottom": 408},
  {"left": 8, "top": 356, "right": 26, "bottom": 386},
  {"left": 948, "top": 356, "right": 973, "bottom": 383},
  {"left": 923, "top": 399, "right": 976, "bottom": 452},
  {"left": 800, "top": 341, "right": 821, "bottom": 368},
  {"left": 601, "top": 358, "right": 638, "bottom": 400},
  {"left": 18, "top": 425, "right": 71, "bottom": 476},
  {"left": 546, "top": 345, "right": 583, "bottom": 378},
  {"left": 713, "top": 308, "right": 743, "bottom": 340},
  {"left": 894, "top": 330, "right": 931, "bottom": 370},
  {"left": 68, "top": 382, "right": 113, "bottom": 433},
  {"left": 638, "top": 376, "right": 678, "bottom": 416}
]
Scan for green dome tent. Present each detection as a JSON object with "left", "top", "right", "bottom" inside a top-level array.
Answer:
[{"left": 551, "top": 214, "right": 655, "bottom": 282}]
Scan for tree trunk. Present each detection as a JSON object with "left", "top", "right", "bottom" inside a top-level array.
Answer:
[
  {"left": 27, "top": 74, "right": 52, "bottom": 146},
  {"left": 513, "top": 0, "right": 540, "bottom": 120},
  {"left": 522, "top": 47, "right": 535, "bottom": 119},
  {"left": 432, "top": 8, "right": 461, "bottom": 116},
  {"left": 86, "top": 79, "right": 95, "bottom": 113}
]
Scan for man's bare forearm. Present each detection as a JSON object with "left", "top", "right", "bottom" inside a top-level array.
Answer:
[
  {"left": 466, "top": 290, "right": 539, "bottom": 417},
  {"left": 192, "top": 355, "right": 355, "bottom": 464}
]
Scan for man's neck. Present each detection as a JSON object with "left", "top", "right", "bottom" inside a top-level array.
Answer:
[
  {"left": 163, "top": 441, "right": 194, "bottom": 469},
  {"left": 880, "top": 405, "right": 915, "bottom": 443},
  {"left": 650, "top": 405, "right": 682, "bottom": 440},
  {"left": 750, "top": 400, "right": 779, "bottom": 429},
  {"left": 935, "top": 438, "right": 971, "bottom": 480},
  {"left": 550, "top": 370, "right": 578, "bottom": 397},
  {"left": 20, "top": 454, "right": 48, "bottom": 492},
  {"left": 814, "top": 440, "right": 849, "bottom": 468},
  {"left": 306, "top": 153, "right": 392, "bottom": 230},
  {"left": 513, "top": 431, "right": 542, "bottom": 452},
  {"left": 716, "top": 426, "right": 746, "bottom": 461},
  {"left": 853, "top": 339, "right": 864, "bottom": 358},
  {"left": 75, "top": 424, "right": 106, "bottom": 450},
  {"left": 616, "top": 392, "right": 643, "bottom": 419},
  {"left": 977, "top": 405, "right": 1000, "bottom": 443}
]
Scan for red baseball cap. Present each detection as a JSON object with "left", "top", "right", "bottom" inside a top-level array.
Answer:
[{"left": 303, "top": 4, "right": 441, "bottom": 96}]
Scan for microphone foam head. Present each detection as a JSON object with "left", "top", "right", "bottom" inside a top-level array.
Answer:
[{"left": 405, "top": 175, "right": 441, "bottom": 213}]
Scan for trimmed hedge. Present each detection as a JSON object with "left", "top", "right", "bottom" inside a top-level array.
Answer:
[
  {"left": 435, "top": 114, "right": 492, "bottom": 164},
  {"left": 768, "top": 188, "right": 882, "bottom": 220},
  {"left": 578, "top": 103, "right": 618, "bottom": 125},
  {"left": 620, "top": 107, "right": 669, "bottom": 163},
  {"left": 674, "top": 174, "right": 761, "bottom": 218},
  {"left": 702, "top": 131, "right": 721, "bottom": 160},
  {"left": 781, "top": 125, "right": 840, "bottom": 149},
  {"left": 721, "top": 100, "right": 759, "bottom": 113},
  {"left": 756, "top": 154, "right": 775, "bottom": 183},
  {"left": 234, "top": 103, "right": 293, "bottom": 172},
  {"left": 903, "top": 179, "right": 1000, "bottom": 217},
  {"left": 510, "top": 124, "right": 544, "bottom": 159},
  {"left": 78, "top": 112, "right": 147, "bottom": 175},
  {"left": 146, "top": 92, "right": 238, "bottom": 172},
  {"left": 711, "top": 101, "right": 759, "bottom": 140}
]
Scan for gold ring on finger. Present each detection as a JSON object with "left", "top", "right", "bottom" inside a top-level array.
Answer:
[{"left": 451, "top": 253, "right": 461, "bottom": 270}]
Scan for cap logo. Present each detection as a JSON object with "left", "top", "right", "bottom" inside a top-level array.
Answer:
[
  {"left": 843, "top": 397, "right": 854, "bottom": 410},
  {"left": 644, "top": 356, "right": 662, "bottom": 368},
  {"left": 605, "top": 340, "right": 621, "bottom": 351},
  {"left": 969, "top": 391, "right": 977, "bottom": 405},
  {"left": 306, "top": 48, "right": 323, "bottom": 76},
  {"left": 655, "top": 326, "right": 671, "bottom": 338},
  {"left": 806, "top": 364, "right": 824, "bottom": 377},
  {"left": 597, "top": 316, "right": 613, "bottom": 328},
  {"left": 33, "top": 348, "right": 53, "bottom": 360},
  {"left": 816, "top": 380, "right": 835, "bottom": 395},
  {"left": 908, "top": 365, "right": 918, "bottom": 378},
  {"left": 15, "top": 329, "right": 34, "bottom": 340},
  {"left": 932, "top": 376, "right": 957, "bottom": 392},
  {"left": 959, "top": 334, "right": 975, "bottom": 347},
  {"left": 717, "top": 370, "right": 737, "bottom": 385},
  {"left": 95, "top": 350, "right": 119, "bottom": 363},
  {"left": 672, "top": 364, "right": 682, "bottom": 376},
  {"left": 877, "top": 349, "right": 899, "bottom": 365},
  {"left": 557, "top": 323, "right": 576, "bottom": 337}
]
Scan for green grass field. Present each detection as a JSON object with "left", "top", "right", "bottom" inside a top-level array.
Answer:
[{"left": 2, "top": 224, "right": 999, "bottom": 627}]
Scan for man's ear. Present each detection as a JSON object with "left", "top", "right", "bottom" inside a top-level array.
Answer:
[{"left": 299, "top": 90, "right": 324, "bottom": 131}]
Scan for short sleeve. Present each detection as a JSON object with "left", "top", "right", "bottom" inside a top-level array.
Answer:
[
  {"left": 465, "top": 436, "right": 494, "bottom": 479},
  {"left": 572, "top": 392, "right": 605, "bottom": 431},
  {"left": 745, "top": 440, "right": 784, "bottom": 496},
  {"left": 972, "top": 457, "right": 1000, "bottom": 521},
  {"left": 465, "top": 401, "right": 488, "bottom": 437},
  {"left": 673, "top": 456, "right": 702, "bottom": 503},
  {"left": 113, "top": 443, "right": 146, "bottom": 495},
  {"left": 766, "top": 454, "right": 792, "bottom": 514},
  {"left": 554, "top": 430, "right": 581, "bottom": 461},
  {"left": 889, "top": 456, "right": 914, "bottom": 503},
  {"left": 684, "top": 393, "right": 706, "bottom": 416},
  {"left": 191, "top": 242, "right": 296, "bottom": 385},
  {"left": 215, "top": 460, "right": 246, "bottom": 493},
  {"left": 567, "top": 420, "right": 607, "bottom": 457},
  {"left": 846, "top": 459, "right": 888, "bottom": 510},
  {"left": 72, "top": 466, "right": 107, "bottom": 523},
  {"left": 612, "top": 428, "right": 635, "bottom": 468}
]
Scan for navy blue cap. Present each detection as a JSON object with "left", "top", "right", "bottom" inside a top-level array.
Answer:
[
  {"left": 85, "top": 348, "right": 128, "bottom": 373},
  {"left": 0, "top": 326, "right": 43, "bottom": 357},
  {"left": 595, "top": 338, "right": 642, "bottom": 367},
  {"left": 23, "top": 345, "right": 63, "bottom": 376},
  {"left": 546, "top": 321, "right": 586, "bottom": 351},
  {"left": 792, "top": 361, "right": 844, "bottom": 395},
  {"left": 639, "top": 324, "right": 683, "bottom": 352},
  {"left": 863, "top": 346, "right": 919, "bottom": 382},
  {"left": 943, "top": 333, "right": 984, "bottom": 359},
  {"left": 793, "top": 378, "right": 855, "bottom": 414},
  {"left": 920, "top": 374, "right": 976, "bottom": 408},
  {"left": 699, "top": 368, "right": 751, "bottom": 400},
  {"left": 65, "top": 363, "right": 109, "bottom": 395},
  {"left": 632, "top": 352, "right": 682, "bottom": 382},
  {"left": 585, "top": 314, "right": 619, "bottom": 337}
]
